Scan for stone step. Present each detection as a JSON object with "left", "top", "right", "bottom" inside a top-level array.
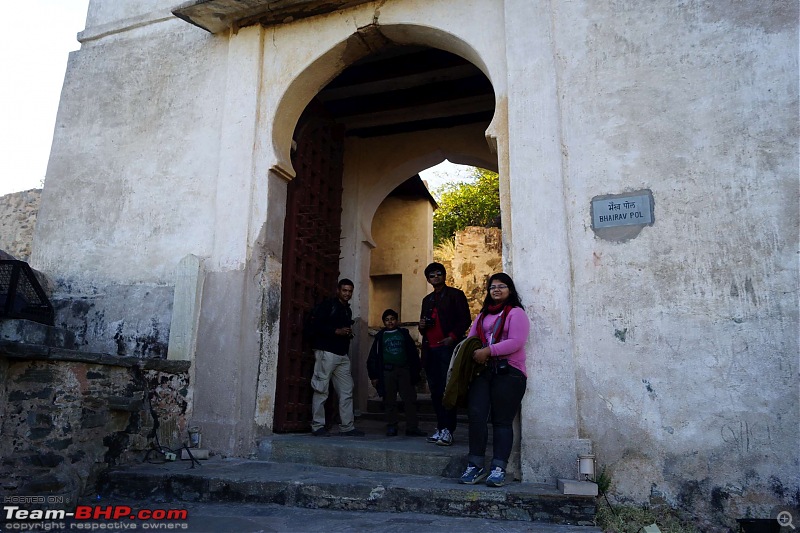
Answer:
[
  {"left": 97, "top": 457, "right": 597, "bottom": 525},
  {"left": 364, "top": 394, "right": 469, "bottom": 424},
  {"left": 261, "top": 424, "right": 468, "bottom": 477},
  {"left": 367, "top": 396, "right": 438, "bottom": 414},
  {"left": 98, "top": 422, "right": 595, "bottom": 525}
]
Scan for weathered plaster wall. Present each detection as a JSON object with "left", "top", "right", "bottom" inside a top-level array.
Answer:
[
  {"left": 524, "top": 0, "right": 797, "bottom": 526},
  {"left": 0, "top": 189, "right": 41, "bottom": 262},
  {"left": 369, "top": 195, "right": 433, "bottom": 326},
  {"left": 85, "top": 0, "right": 169, "bottom": 28},
  {"left": 31, "top": 11, "right": 227, "bottom": 356}
]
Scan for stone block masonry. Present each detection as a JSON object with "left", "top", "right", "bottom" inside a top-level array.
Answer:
[
  {"left": 0, "top": 189, "right": 41, "bottom": 262},
  {"left": 0, "top": 338, "right": 190, "bottom": 506}
]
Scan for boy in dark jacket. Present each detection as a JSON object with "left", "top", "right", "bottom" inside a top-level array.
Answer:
[{"left": 367, "top": 309, "right": 426, "bottom": 437}]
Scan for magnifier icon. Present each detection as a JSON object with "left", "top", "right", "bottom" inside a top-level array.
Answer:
[{"left": 778, "top": 511, "right": 795, "bottom": 530}]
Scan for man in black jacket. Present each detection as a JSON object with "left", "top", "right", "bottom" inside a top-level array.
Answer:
[
  {"left": 309, "top": 279, "right": 364, "bottom": 437},
  {"left": 418, "top": 262, "right": 471, "bottom": 446},
  {"left": 367, "top": 309, "right": 426, "bottom": 437}
]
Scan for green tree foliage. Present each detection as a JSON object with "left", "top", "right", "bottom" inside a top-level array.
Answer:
[{"left": 432, "top": 168, "right": 500, "bottom": 245}]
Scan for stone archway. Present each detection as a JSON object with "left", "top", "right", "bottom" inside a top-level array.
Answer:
[
  {"left": 265, "top": 37, "right": 502, "bottom": 432},
  {"left": 242, "top": 8, "right": 585, "bottom": 485}
]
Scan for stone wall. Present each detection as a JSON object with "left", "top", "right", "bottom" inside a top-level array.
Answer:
[
  {"left": 0, "top": 342, "right": 189, "bottom": 505},
  {"left": 451, "top": 227, "right": 503, "bottom": 316},
  {"left": 0, "top": 189, "right": 41, "bottom": 261},
  {"left": 369, "top": 194, "right": 434, "bottom": 326}
]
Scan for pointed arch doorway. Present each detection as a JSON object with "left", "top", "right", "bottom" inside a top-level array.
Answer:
[{"left": 271, "top": 42, "right": 497, "bottom": 432}]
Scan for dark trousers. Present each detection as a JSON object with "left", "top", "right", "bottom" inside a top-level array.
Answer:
[
  {"left": 383, "top": 365, "right": 419, "bottom": 430},
  {"left": 467, "top": 366, "right": 527, "bottom": 470},
  {"left": 425, "top": 345, "right": 457, "bottom": 433}
]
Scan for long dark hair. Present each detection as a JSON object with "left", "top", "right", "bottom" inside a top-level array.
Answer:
[{"left": 480, "top": 273, "right": 524, "bottom": 312}]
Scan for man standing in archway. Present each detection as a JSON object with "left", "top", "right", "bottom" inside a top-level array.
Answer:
[
  {"left": 309, "top": 279, "right": 364, "bottom": 437},
  {"left": 419, "top": 263, "right": 471, "bottom": 446}
]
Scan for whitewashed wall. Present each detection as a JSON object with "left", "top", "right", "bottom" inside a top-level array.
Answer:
[
  {"left": 29, "top": 0, "right": 797, "bottom": 526},
  {"left": 562, "top": 1, "right": 797, "bottom": 521},
  {"left": 32, "top": 7, "right": 227, "bottom": 356}
]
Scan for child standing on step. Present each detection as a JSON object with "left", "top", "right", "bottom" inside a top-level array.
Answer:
[{"left": 367, "top": 309, "right": 427, "bottom": 437}]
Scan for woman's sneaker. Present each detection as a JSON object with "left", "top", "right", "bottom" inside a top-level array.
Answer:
[
  {"left": 485, "top": 467, "right": 506, "bottom": 487},
  {"left": 459, "top": 464, "right": 487, "bottom": 484},
  {"left": 435, "top": 428, "right": 453, "bottom": 446},
  {"left": 427, "top": 429, "right": 442, "bottom": 443}
]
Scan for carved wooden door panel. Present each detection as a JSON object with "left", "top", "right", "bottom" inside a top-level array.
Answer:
[{"left": 273, "top": 103, "right": 344, "bottom": 432}]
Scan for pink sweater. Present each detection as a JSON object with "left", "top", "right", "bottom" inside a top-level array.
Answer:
[{"left": 468, "top": 307, "right": 530, "bottom": 377}]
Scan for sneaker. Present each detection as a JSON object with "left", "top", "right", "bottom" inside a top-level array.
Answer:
[
  {"left": 405, "top": 428, "right": 427, "bottom": 437},
  {"left": 459, "top": 464, "right": 487, "bottom": 484},
  {"left": 339, "top": 429, "right": 365, "bottom": 437},
  {"left": 427, "top": 429, "right": 442, "bottom": 443},
  {"left": 485, "top": 467, "right": 506, "bottom": 487},
  {"left": 386, "top": 425, "right": 398, "bottom": 437},
  {"left": 435, "top": 428, "right": 453, "bottom": 446},
  {"left": 311, "top": 427, "right": 329, "bottom": 437}
]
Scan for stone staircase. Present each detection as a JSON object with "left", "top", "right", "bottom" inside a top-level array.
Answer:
[{"left": 96, "top": 417, "right": 598, "bottom": 526}]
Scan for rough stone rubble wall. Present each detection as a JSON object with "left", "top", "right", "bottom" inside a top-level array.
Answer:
[
  {"left": 451, "top": 227, "right": 503, "bottom": 316},
  {"left": 0, "top": 189, "right": 41, "bottom": 262},
  {"left": 0, "top": 352, "right": 189, "bottom": 505}
]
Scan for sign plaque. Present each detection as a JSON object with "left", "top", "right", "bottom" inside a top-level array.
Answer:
[{"left": 592, "top": 193, "right": 653, "bottom": 229}]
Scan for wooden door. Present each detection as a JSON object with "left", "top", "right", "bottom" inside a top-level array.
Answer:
[{"left": 273, "top": 103, "right": 344, "bottom": 432}]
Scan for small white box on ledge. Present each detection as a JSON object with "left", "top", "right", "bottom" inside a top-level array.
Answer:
[
  {"left": 181, "top": 448, "right": 209, "bottom": 460},
  {"left": 557, "top": 478, "right": 598, "bottom": 496}
]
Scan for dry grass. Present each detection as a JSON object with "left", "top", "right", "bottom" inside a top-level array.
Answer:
[
  {"left": 433, "top": 238, "right": 455, "bottom": 263},
  {"left": 596, "top": 499, "right": 700, "bottom": 533}
]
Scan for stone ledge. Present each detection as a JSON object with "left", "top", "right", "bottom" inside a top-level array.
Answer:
[
  {"left": 173, "top": 0, "right": 376, "bottom": 34},
  {"left": 0, "top": 319, "right": 76, "bottom": 349},
  {"left": 0, "top": 340, "right": 190, "bottom": 374}
]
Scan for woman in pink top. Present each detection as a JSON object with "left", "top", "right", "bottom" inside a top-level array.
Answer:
[{"left": 458, "top": 273, "right": 530, "bottom": 488}]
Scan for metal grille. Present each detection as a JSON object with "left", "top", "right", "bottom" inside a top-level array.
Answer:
[
  {"left": 0, "top": 260, "right": 54, "bottom": 326},
  {"left": 273, "top": 104, "right": 345, "bottom": 433}
]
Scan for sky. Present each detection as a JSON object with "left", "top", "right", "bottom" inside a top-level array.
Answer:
[
  {"left": 0, "top": 0, "right": 468, "bottom": 197},
  {"left": 0, "top": 0, "right": 91, "bottom": 196}
]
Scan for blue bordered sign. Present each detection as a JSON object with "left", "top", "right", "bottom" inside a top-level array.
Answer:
[{"left": 592, "top": 193, "right": 653, "bottom": 229}]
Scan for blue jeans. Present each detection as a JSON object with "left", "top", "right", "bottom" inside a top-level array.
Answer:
[
  {"left": 466, "top": 366, "right": 527, "bottom": 469},
  {"left": 425, "top": 345, "right": 457, "bottom": 432}
]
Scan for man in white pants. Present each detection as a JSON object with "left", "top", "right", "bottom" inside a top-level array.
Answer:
[{"left": 309, "top": 278, "right": 364, "bottom": 437}]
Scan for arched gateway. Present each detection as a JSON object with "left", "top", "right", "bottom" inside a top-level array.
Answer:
[
  {"left": 170, "top": 10, "right": 587, "bottom": 483},
  {"left": 29, "top": 0, "right": 797, "bottom": 525}
]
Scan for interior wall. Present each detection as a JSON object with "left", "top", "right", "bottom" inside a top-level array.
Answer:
[
  {"left": 368, "top": 275, "right": 403, "bottom": 328},
  {"left": 369, "top": 195, "right": 435, "bottom": 326}
]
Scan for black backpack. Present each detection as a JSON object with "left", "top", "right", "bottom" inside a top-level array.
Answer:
[{"left": 302, "top": 300, "right": 336, "bottom": 343}]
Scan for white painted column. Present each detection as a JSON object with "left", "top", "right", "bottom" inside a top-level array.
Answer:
[
  {"left": 504, "top": 0, "right": 591, "bottom": 483},
  {"left": 211, "top": 25, "right": 266, "bottom": 271},
  {"left": 192, "top": 25, "right": 273, "bottom": 454}
]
